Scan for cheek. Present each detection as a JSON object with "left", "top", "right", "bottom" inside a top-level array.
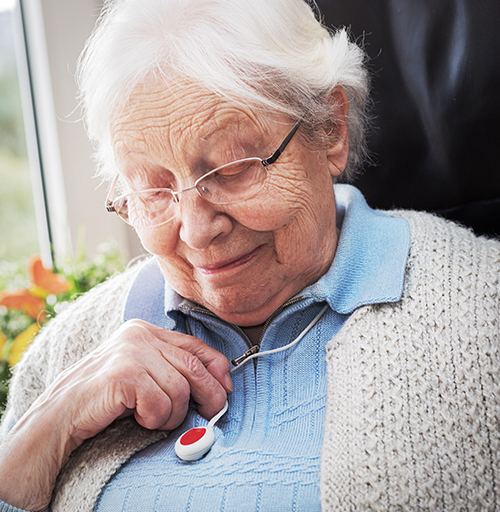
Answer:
[
  {"left": 228, "top": 183, "right": 306, "bottom": 232},
  {"left": 138, "top": 227, "right": 196, "bottom": 290},
  {"left": 230, "top": 205, "right": 291, "bottom": 232},
  {"left": 136, "top": 226, "right": 178, "bottom": 256}
]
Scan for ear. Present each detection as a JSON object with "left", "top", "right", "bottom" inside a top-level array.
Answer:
[{"left": 325, "top": 86, "right": 349, "bottom": 179}]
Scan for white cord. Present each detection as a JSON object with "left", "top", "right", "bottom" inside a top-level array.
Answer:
[
  {"left": 229, "top": 304, "right": 329, "bottom": 373},
  {"left": 207, "top": 400, "right": 228, "bottom": 428},
  {"left": 176, "top": 304, "right": 328, "bottom": 461}
]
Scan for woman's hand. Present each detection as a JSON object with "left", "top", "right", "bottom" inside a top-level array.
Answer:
[
  {"left": 0, "top": 319, "right": 233, "bottom": 511},
  {"left": 59, "top": 319, "right": 233, "bottom": 438}
]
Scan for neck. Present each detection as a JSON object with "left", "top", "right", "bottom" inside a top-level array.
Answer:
[{"left": 241, "top": 323, "right": 265, "bottom": 345}]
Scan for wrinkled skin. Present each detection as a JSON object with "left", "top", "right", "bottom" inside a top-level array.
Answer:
[
  {"left": 0, "top": 79, "right": 348, "bottom": 511},
  {"left": 112, "top": 80, "right": 349, "bottom": 326}
]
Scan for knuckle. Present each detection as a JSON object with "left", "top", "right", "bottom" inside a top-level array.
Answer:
[
  {"left": 175, "top": 377, "right": 191, "bottom": 404},
  {"left": 182, "top": 352, "right": 206, "bottom": 380},
  {"left": 165, "top": 370, "right": 190, "bottom": 403},
  {"left": 107, "top": 344, "right": 141, "bottom": 370},
  {"left": 212, "top": 387, "right": 227, "bottom": 407},
  {"left": 123, "top": 318, "right": 148, "bottom": 329},
  {"left": 137, "top": 396, "right": 173, "bottom": 430},
  {"left": 163, "top": 398, "right": 190, "bottom": 431},
  {"left": 212, "top": 354, "right": 231, "bottom": 375},
  {"left": 118, "top": 321, "right": 152, "bottom": 343}
]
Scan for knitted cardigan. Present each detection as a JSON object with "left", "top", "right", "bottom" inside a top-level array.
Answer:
[{"left": 2, "top": 210, "right": 499, "bottom": 511}]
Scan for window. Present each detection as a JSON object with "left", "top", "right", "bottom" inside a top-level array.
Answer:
[
  {"left": 0, "top": 0, "right": 41, "bottom": 264},
  {"left": 1, "top": 0, "right": 141, "bottom": 270}
]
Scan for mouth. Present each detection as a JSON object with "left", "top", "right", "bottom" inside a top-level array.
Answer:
[{"left": 195, "top": 245, "right": 265, "bottom": 275}]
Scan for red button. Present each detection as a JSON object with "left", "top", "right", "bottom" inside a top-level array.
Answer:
[{"left": 180, "top": 427, "right": 206, "bottom": 445}]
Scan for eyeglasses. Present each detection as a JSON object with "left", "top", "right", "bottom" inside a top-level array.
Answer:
[{"left": 105, "top": 118, "right": 302, "bottom": 228}]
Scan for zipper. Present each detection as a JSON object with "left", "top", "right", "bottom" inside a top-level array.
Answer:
[
  {"left": 231, "top": 344, "right": 260, "bottom": 367},
  {"left": 190, "top": 295, "right": 305, "bottom": 368},
  {"left": 231, "top": 295, "right": 304, "bottom": 368},
  {"left": 190, "top": 305, "right": 250, "bottom": 341}
]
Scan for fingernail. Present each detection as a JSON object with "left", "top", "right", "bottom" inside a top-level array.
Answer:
[{"left": 224, "top": 373, "right": 234, "bottom": 393}]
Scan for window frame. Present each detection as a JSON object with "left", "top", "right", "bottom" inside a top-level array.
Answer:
[
  {"left": 7, "top": 0, "right": 141, "bottom": 268},
  {"left": 11, "top": 0, "right": 56, "bottom": 267}
]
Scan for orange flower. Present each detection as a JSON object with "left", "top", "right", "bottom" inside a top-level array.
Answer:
[
  {"left": 27, "top": 255, "right": 70, "bottom": 295},
  {"left": 0, "top": 289, "right": 46, "bottom": 319}
]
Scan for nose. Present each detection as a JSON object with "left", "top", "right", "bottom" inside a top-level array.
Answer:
[
  {"left": 171, "top": 184, "right": 197, "bottom": 204},
  {"left": 177, "top": 191, "right": 233, "bottom": 249}
]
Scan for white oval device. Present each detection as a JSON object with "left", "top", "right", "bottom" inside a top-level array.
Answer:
[
  {"left": 175, "top": 426, "right": 215, "bottom": 461},
  {"left": 175, "top": 401, "right": 228, "bottom": 462}
]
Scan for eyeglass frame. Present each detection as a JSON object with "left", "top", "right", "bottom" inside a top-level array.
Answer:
[{"left": 105, "top": 117, "right": 303, "bottom": 225}]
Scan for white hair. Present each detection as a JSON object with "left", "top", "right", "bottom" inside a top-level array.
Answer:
[{"left": 77, "top": 0, "right": 369, "bottom": 182}]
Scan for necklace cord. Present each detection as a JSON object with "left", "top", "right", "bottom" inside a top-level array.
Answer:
[
  {"left": 208, "top": 399, "right": 229, "bottom": 428},
  {"left": 177, "top": 303, "right": 329, "bottom": 458},
  {"left": 229, "top": 304, "right": 329, "bottom": 373}
]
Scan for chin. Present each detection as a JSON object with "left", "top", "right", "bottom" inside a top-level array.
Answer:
[{"left": 196, "top": 283, "right": 277, "bottom": 323}]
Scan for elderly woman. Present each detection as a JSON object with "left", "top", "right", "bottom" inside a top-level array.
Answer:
[{"left": 0, "top": 0, "right": 499, "bottom": 510}]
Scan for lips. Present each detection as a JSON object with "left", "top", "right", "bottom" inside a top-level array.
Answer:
[{"left": 194, "top": 245, "right": 264, "bottom": 275}]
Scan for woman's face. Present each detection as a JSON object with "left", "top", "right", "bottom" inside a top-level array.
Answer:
[{"left": 111, "top": 80, "right": 348, "bottom": 326}]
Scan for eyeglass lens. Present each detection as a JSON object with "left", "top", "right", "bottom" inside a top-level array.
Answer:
[
  {"left": 109, "top": 117, "right": 303, "bottom": 228},
  {"left": 114, "top": 158, "right": 267, "bottom": 227}
]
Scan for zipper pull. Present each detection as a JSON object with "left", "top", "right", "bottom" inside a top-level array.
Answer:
[{"left": 231, "top": 345, "right": 260, "bottom": 367}]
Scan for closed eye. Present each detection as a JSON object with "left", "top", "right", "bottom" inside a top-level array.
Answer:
[{"left": 211, "top": 159, "right": 261, "bottom": 179}]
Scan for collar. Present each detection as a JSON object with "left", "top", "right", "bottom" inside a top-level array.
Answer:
[
  {"left": 123, "top": 184, "right": 410, "bottom": 324},
  {"left": 309, "top": 184, "right": 410, "bottom": 314}
]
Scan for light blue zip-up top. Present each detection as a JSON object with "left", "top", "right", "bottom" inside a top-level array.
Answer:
[
  {"left": 92, "top": 185, "right": 410, "bottom": 512},
  {"left": 0, "top": 185, "right": 410, "bottom": 512}
]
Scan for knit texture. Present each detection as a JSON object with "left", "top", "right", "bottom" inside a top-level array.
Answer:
[
  {"left": 1, "top": 210, "right": 499, "bottom": 511},
  {"left": 321, "top": 210, "right": 500, "bottom": 511},
  {"left": 1, "top": 263, "right": 168, "bottom": 512}
]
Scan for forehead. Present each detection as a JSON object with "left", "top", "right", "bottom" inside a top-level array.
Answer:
[{"left": 110, "top": 79, "right": 267, "bottom": 151}]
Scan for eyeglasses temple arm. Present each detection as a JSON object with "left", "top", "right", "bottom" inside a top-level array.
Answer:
[
  {"left": 261, "top": 118, "right": 303, "bottom": 167},
  {"left": 105, "top": 175, "right": 119, "bottom": 212}
]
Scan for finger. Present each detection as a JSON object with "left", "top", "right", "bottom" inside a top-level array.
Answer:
[
  {"left": 102, "top": 351, "right": 188, "bottom": 431},
  {"left": 143, "top": 341, "right": 228, "bottom": 421},
  {"left": 132, "top": 365, "right": 190, "bottom": 431},
  {"left": 119, "top": 320, "right": 230, "bottom": 420},
  {"left": 102, "top": 336, "right": 192, "bottom": 430},
  {"left": 126, "top": 320, "right": 233, "bottom": 393}
]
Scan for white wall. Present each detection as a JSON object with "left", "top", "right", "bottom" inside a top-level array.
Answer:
[{"left": 23, "top": 0, "right": 143, "bottom": 263}]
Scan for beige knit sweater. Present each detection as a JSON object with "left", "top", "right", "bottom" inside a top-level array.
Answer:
[{"left": 2, "top": 210, "right": 500, "bottom": 511}]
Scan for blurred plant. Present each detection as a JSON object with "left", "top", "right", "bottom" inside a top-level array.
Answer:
[{"left": 0, "top": 241, "right": 125, "bottom": 413}]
